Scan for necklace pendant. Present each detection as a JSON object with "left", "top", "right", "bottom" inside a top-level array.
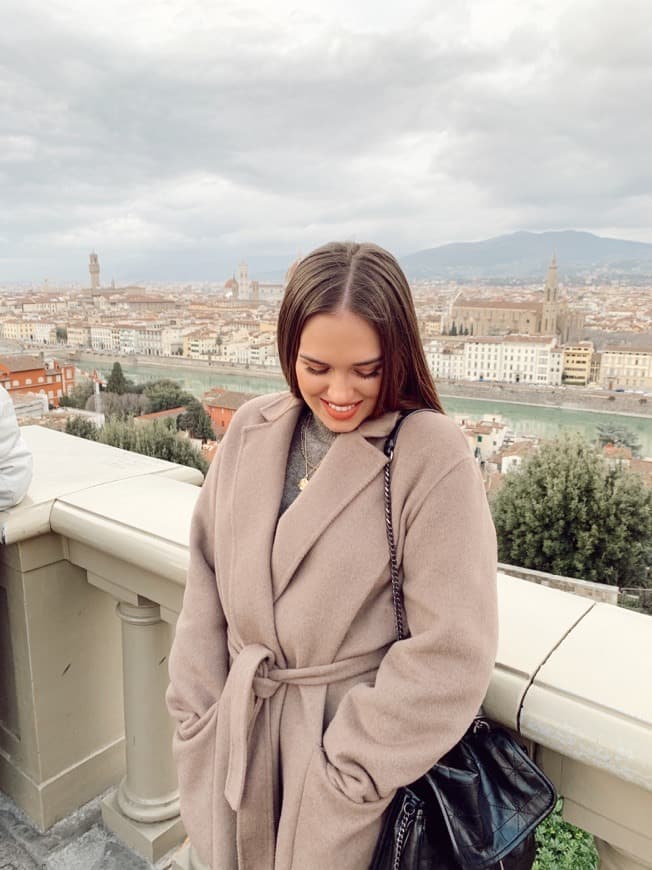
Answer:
[{"left": 298, "top": 476, "right": 309, "bottom": 491}]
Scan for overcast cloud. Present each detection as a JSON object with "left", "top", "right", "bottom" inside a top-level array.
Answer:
[{"left": 1, "top": 0, "right": 651, "bottom": 282}]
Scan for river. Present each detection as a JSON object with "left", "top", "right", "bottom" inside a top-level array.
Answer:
[{"left": 82, "top": 360, "right": 652, "bottom": 457}]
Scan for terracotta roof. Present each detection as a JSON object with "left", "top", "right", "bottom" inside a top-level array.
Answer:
[
  {"left": 453, "top": 300, "right": 541, "bottom": 311},
  {"left": 602, "top": 444, "right": 633, "bottom": 460},
  {"left": 0, "top": 354, "right": 45, "bottom": 373},
  {"left": 502, "top": 334, "right": 556, "bottom": 344},
  {"left": 603, "top": 346, "right": 652, "bottom": 354},
  {"left": 203, "top": 388, "right": 258, "bottom": 410},
  {"left": 135, "top": 406, "right": 187, "bottom": 421}
]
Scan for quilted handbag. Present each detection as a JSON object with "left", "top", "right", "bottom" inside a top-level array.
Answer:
[{"left": 371, "top": 412, "right": 556, "bottom": 869}]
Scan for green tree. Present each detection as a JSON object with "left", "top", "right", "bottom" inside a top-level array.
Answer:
[
  {"left": 88, "top": 391, "right": 151, "bottom": 419},
  {"left": 100, "top": 418, "right": 208, "bottom": 474},
  {"left": 59, "top": 380, "right": 94, "bottom": 409},
  {"left": 177, "top": 399, "right": 215, "bottom": 442},
  {"left": 492, "top": 433, "right": 652, "bottom": 588},
  {"left": 596, "top": 423, "right": 642, "bottom": 457},
  {"left": 63, "top": 415, "right": 208, "bottom": 475},
  {"left": 143, "top": 378, "right": 194, "bottom": 412},
  {"left": 106, "top": 362, "right": 128, "bottom": 395},
  {"left": 65, "top": 416, "right": 99, "bottom": 440},
  {"left": 450, "top": 322, "right": 458, "bottom": 336},
  {"left": 55, "top": 326, "right": 68, "bottom": 342}
]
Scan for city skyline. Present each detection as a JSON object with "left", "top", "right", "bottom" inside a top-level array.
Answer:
[{"left": 2, "top": 0, "right": 651, "bottom": 281}]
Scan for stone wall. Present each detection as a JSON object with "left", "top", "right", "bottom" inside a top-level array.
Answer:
[
  {"left": 497, "top": 563, "right": 620, "bottom": 604},
  {"left": 438, "top": 379, "right": 652, "bottom": 417}
]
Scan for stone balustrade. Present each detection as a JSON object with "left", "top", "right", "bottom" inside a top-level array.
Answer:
[{"left": 0, "top": 427, "right": 650, "bottom": 869}]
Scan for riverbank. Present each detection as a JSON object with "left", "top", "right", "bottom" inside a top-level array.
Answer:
[
  {"left": 63, "top": 351, "right": 285, "bottom": 382},
  {"left": 62, "top": 350, "right": 652, "bottom": 418},
  {"left": 437, "top": 380, "right": 652, "bottom": 418}
]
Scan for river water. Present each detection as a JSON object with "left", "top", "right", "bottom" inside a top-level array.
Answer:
[{"left": 83, "top": 360, "right": 652, "bottom": 457}]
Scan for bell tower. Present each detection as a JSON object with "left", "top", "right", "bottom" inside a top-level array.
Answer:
[
  {"left": 89, "top": 251, "right": 101, "bottom": 291},
  {"left": 238, "top": 262, "right": 250, "bottom": 299},
  {"left": 540, "top": 255, "right": 559, "bottom": 336}
]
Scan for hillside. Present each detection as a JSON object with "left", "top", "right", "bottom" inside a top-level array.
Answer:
[{"left": 399, "top": 230, "right": 652, "bottom": 280}]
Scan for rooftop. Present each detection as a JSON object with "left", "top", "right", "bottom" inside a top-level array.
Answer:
[{"left": 0, "top": 354, "right": 45, "bottom": 372}]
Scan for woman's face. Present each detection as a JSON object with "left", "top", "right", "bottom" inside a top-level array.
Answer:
[{"left": 295, "top": 309, "right": 383, "bottom": 432}]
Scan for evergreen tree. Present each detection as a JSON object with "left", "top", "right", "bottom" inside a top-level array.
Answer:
[
  {"left": 492, "top": 433, "right": 651, "bottom": 588},
  {"left": 596, "top": 423, "right": 642, "bottom": 457},
  {"left": 106, "top": 362, "right": 128, "bottom": 395},
  {"left": 450, "top": 323, "right": 458, "bottom": 336},
  {"left": 65, "top": 416, "right": 99, "bottom": 440},
  {"left": 90, "top": 391, "right": 151, "bottom": 419},
  {"left": 177, "top": 399, "right": 215, "bottom": 442},
  {"left": 59, "top": 380, "right": 94, "bottom": 409},
  {"left": 143, "top": 379, "right": 194, "bottom": 412},
  {"left": 64, "top": 416, "right": 208, "bottom": 475}
]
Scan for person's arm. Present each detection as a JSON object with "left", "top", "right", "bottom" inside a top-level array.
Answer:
[
  {"left": 292, "top": 455, "right": 498, "bottom": 864},
  {"left": 165, "top": 453, "right": 232, "bottom": 866},
  {"left": 324, "top": 455, "right": 497, "bottom": 796},
  {"left": 0, "top": 388, "right": 33, "bottom": 510},
  {"left": 166, "top": 452, "right": 228, "bottom": 731}
]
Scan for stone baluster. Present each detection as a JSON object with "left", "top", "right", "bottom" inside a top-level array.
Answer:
[{"left": 101, "top": 599, "right": 185, "bottom": 863}]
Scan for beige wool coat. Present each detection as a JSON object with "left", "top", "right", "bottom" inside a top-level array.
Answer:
[{"left": 166, "top": 390, "right": 498, "bottom": 870}]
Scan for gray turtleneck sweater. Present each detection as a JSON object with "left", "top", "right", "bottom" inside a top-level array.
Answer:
[{"left": 278, "top": 410, "right": 338, "bottom": 516}]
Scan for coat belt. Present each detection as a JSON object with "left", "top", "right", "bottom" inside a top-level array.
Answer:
[{"left": 222, "top": 640, "right": 386, "bottom": 811}]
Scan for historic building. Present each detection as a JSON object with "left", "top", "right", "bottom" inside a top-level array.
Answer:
[
  {"left": 424, "top": 334, "right": 563, "bottom": 385},
  {"left": 0, "top": 354, "right": 75, "bottom": 407},
  {"left": 598, "top": 347, "right": 652, "bottom": 391},
  {"left": 446, "top": 257, "right": 584, "bottom": 343},
  {"left": 562, "top": 342, "right": 595, "bottom": 386},
  {"left": 202, "top": 388, "right": 258, "bottom": 436},
  {"left": 89, "top": 251, "right": 101, "bottom": 292}
]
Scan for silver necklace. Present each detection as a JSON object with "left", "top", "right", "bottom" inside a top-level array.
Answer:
[{"left": 298, "top": 413, "right": 336, "bottom": 491}]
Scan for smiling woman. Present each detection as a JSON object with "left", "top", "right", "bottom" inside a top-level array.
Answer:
[
  {"left": 295, "top": 310, "right": 383, "bottom": 430},
  {"left": 166, "top": 241, "right": 498, "bottom": 870}
]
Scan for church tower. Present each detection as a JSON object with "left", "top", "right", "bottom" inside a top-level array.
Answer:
[
  {"left": 540, "top": 255, "right": 559, "bottom": 336},
  {"left": 89, "top": 252, "right": 101, "bottom": 292},
  {"left": 238, "top": 262, "right": 250, "bottom": 299}
]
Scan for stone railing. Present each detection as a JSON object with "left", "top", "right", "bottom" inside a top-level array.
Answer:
[
  {"left": 497, "top": 562, "right": 620, "bottom": 604},
  {"left": 1, "top": 428, "right": 650, "bottom": 869}
]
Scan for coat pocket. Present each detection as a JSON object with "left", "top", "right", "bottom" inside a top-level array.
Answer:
[
  {"left": 292, "top": 745, "right": 394, "bottom": 870},
  {"left": 173, "top": 701, "right": 219, "bottom": 868}
]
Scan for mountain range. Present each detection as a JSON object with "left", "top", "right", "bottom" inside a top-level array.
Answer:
[{"left": 398, "top": 230, "right": 652, "bottom": 280}]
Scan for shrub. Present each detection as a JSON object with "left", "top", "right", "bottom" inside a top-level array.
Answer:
[{"left": 534, "top": 799, "right": 598, "bottom": 869}]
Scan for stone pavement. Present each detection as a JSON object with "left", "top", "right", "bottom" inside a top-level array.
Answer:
[{"left": 0, "top": 790, "right": 180, "bottom": 870}]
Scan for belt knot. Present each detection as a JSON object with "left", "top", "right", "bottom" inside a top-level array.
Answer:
[{"left": 221, "top": 641, "right": 387, "bottom": 811}]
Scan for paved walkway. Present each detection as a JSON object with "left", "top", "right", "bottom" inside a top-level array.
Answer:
[{"left": 0, "top": 790, "right": 175, "bottom": 870}]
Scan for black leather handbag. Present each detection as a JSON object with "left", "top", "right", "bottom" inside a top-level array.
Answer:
[{"left": 371, "top": 412, "right": 556, "bottom": 870}]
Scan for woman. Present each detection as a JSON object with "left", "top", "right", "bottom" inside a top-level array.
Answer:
[{"left": 166, "top": 241, "right": 498, "bottom": 870}]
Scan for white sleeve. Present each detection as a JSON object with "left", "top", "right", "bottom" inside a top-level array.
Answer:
[{"left": 0, "top": 388, "right": 33, "bottom": 509}]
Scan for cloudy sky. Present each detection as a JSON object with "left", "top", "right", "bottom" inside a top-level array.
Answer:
[{"left": 2, "top": 0, "right": 651, "bottom": 282}]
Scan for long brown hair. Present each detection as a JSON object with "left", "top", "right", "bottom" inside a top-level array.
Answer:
[{"left": 277, "top": 241, "right": 444, "bottom": 415}]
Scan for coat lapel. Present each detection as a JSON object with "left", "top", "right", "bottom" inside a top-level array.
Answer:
[
  {"left": 271, "top": 411, "right": 400, "bottom": 602},
  {"left": 229, "top": 393, "right": 303, "bottom": 664}
]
